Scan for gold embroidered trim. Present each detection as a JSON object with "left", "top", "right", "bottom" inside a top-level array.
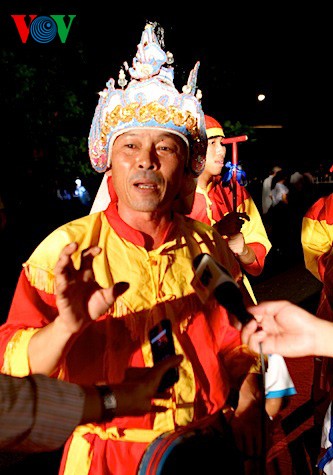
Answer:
[{"left": 100, "top": 101, "right": 199, "bottom": 148}]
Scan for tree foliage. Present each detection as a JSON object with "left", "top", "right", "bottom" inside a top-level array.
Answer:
[{"left": 1, "top": 47, "right": 93, "bottom": 188}]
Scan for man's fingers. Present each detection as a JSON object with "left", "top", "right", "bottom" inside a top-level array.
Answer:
[
  {"left": 101, "top": 282, "right": 129, "bottom": 308},
  {"left": 241, "top": 318, "right": 258, "bottom": 336},
  {"left": 113, "top": 282, "right": 130, "bottom": 299},
  {"left": 62, "top": 242, "right": 79, "bottom": 256},
  {"left": 80, "top": 246, "right": 102, "bottom": 274},
  {"left": 155, "top": 354, "right": 183, "bottom": 368},
  {"left": 124, "top": 355, "right": 183, "bottom": 388},
  {"left": 153, "top": 355, "right": 183, "bottom": 379},
  {"left": 150, "top": 404, "right": 169, "bottom": 412},
  {"left": 54, "top": 242, "right": 78, "bottom": 281},
  {"left": 56, "top": 242, "right": 78, "bottom": 268},
  {"left": 125, "top": 367, "right": 151, "bottom": 381},
  {"left": 236, "top": 212, "right": 250, "bottom": 221},
  {"left": 244, "top": 330, "right": 267, "bottom": 354}
]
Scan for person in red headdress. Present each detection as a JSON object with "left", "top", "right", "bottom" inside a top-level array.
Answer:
[
  {"left": 187, "top": 115, "right": 271, "bottom": 296},
  {"left": 188, "top": 114, "right": 297, "bottom": 421}
]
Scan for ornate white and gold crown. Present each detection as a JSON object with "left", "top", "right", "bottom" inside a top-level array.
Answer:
[{"left": 88, "top": 22, "right": 206, "bottom": 176}]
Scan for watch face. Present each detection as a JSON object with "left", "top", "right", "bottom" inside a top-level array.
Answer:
[{"left": 104, "top": 391, "right": 117, "bottom": 410}]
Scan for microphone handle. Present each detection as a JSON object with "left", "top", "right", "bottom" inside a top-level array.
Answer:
[
  {"left": 234, "top": 308, "right": 254, "bottom": 325},
  {"left": 213, "top": 282, "right": 254, "bottom": 326}
]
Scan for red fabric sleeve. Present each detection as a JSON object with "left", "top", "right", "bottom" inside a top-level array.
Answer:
[
  {"left": 304, "top": 194, "right": 333, "bottom": 282},
  {"left": 240, "top": 242, "right": 267, "bottom": 276}
]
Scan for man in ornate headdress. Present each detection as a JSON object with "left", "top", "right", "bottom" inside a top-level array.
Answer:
[{"left": 0, "top": 23, "right": 263, "bottom": 474}]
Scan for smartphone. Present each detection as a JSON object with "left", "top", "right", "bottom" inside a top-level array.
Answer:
[{"left": 149, "top": 319, "right": 179, "bottom": 392}]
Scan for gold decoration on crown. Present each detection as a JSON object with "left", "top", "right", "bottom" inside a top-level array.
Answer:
[{"left": 100, "top": 102, "right": 200, "bottom": 148}]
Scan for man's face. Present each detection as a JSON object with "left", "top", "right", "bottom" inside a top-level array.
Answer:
[
  {"left": 204, "top": 136, "right": 226, "bottom": 177},
  {"left": 111, "top": 129, "right": 187, "bottom": 214}
]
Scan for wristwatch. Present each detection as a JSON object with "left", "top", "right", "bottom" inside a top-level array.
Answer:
[{"left": 96, "top": 385, "right": 117, "bottom": 421}]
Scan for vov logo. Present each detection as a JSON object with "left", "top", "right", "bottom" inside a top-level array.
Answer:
[{"left": 11, "top": 15, "right": 76, "bottom": 44}]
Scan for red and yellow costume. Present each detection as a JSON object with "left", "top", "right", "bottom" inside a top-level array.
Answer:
[
  {"left": 0, "top": 24, "right": 263, "bottom": 474},
  {"left": 0, "top": 203, "right": 258, "bottom": 475},
  {"left": 302, "top": 192, "right": 333, "bottom": 284},
  {"left": 188, "top": 179, "right": 271, "bottom": 277},
  {"left": 302, "top": 192, "right": 333, "bottom": 392},
  {"left": 188, "top": 115, "right": 271, "bottom": 283}
]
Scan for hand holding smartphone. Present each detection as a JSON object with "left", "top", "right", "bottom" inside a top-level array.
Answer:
[{"left": 149, "top": 319, "right": 179, "bottom": 393}]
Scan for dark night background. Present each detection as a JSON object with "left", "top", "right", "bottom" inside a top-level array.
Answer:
[
  {"left": 0, "top": 2, "right": 331, "bottom": 307},
  {"left": 0, "top": 3, "right": 330, "bottom": 305},
  {"left": 0, "top": 6, "right": 330, "bottom": 283}
]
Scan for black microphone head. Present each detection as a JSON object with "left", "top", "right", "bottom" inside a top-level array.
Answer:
[
  {"left": 193, "top": 253, "right": 206, "bottom": 270},
  {"left": 214, "top": 281, "right": 244, "bottom": 312},
  {"left": 193, "top": 253, "right": 232, "bottom": 276},
  {"left": 214, "top": 282, "right": 253, "bottom": 325},
  {"left": 192, "top": 252, "right": 253, "bottom": 326}
]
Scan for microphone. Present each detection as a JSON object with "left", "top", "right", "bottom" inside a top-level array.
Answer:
[{"left": 191, "top": 253, "right": 254, "bottom": 326}]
